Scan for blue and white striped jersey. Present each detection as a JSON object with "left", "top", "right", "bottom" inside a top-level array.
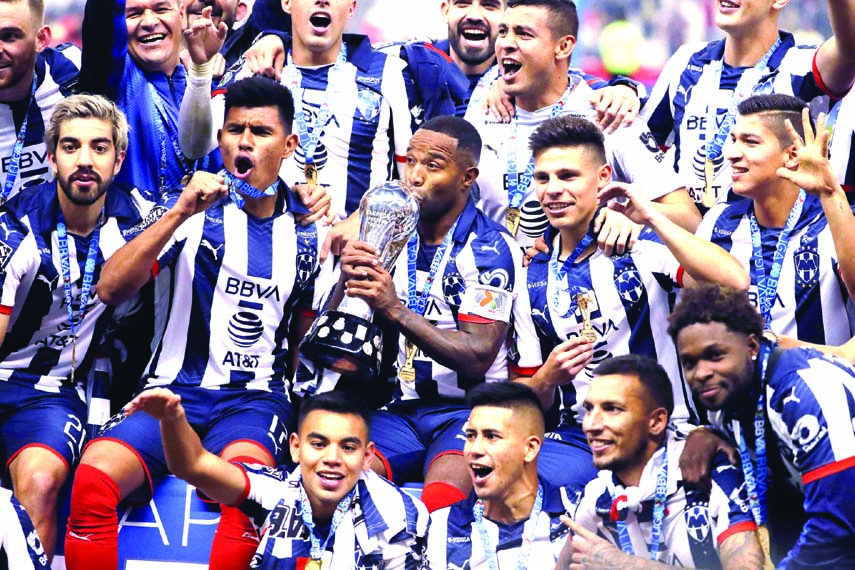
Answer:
[
  {"left": 0, "top": 183, "right": 154, "bottom": 396},
  {"left": 573, "top": 433, "right": 757, "bottom": 567},
  {"left": 696, "top": 196, "right": 854, "bottom": 345},
  {"left": 0, "top": 46, "right": 80, "bottom": 201},
  {"left": 426, "top": 479, "right": 577, "bottom": 569},
  {"left": 236, "top": 464, "right": 429, "bottom": 570},
  {"left": 211, "top": 34, "right": 412, "bottom": 220},
  {"left": 709, "top": 345, "right": 855, "bottom": 567},
  {"left": 642, "top": 32, "right": 835, "bottom": 206},
  {"left": 0, "top": 488, "right": 49, "bottom": 570},
  {"left": 386, "top": 198, "right": 523, "bottom": 402},
  {"left": 141, "top": 187, "right": 328, "bottom": 392},
  {"left": 514, "top": 228, "right": 697, "bottom": 426},
  {"left": 830, "top": 91, "right": 854, "bottom": 196},
  {"left": 465, "top": 70, "right": 680, "bottom": 248}
]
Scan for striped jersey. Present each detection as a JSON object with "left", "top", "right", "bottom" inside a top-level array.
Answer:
[
  {"left": 465, "top": 69, "right": 680, "bottom": 248},
  {"left": 211, "top": 34, "right": 412, "bottom": 220},
  {"left": 830, "top": 91, "right": 854, "bottom": 195},
  {"left": 426, "top": 479, "right": 577, "bottom": 569},
  {"left": 573, "top": 433, "right": 757, "bottom": 567},
  {"left": 0, "top": 488, "right": 49, "bottom": 570},
  {"left": 0, "top": 183, "right": 154, "bottom": 396},
  {"left": 696, "top": 196, "right": 854, "bottom": 345},
  {"left": 0, "top": 46, "right": 80, "bottom": 201},
  {"left": 141, "top": 187, "right": 328, "bottom": 392},
  {"left": 513, "top": 228, "right": 697, "bottom": 426},
  {"left": 237, "top": 464, "right": 429, "bottom": 570},
  {"left": 642, "top": 32, "right": 834, "bottom": 206},
  {"left": 387, "top": 198, "right": 523, "bottom": 402},
  {"left": 709, "top": 345, "right": 855, "bottom": 567}
]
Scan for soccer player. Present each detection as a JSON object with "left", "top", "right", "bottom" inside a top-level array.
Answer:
[
  {"left": 0, "top": 0, "right": 80, "bottom": 201},
  {"left": 122, "top": 388, "right": 429, "bottom": 569},
  {"left": 178, "top": 0, "right": 413, "bottom": 229},
  {"left": 695, "top": 94, "right": 855, "bottom": 346},
  {"left": 464, "top": 0, "right": 700, "bottom": 249},
  {"left": 671, "top": 284, "right": 855, "bottom": 567},
  {"left": 0, "top": 94, "right": 155, "bottom": 562},
  {"left": 829, "top": 91, "right": 854, "bottom": 200},
  {"left": 511, "top": 115, "right": 748, "bottom": 488},
  {"left": 560, "top": 355, "right": 763, "bottom": 569},
  {"left": 0, "top": 488, "right": 49, "bottom": 569},
  {"left": 64, "top": 77, "right": 327, "bottom": 570},
  {"left": 322, "top": 115, "right": 524, "bottom": 513},
  {"left": 427, "top": 382, "right": 579, "bottom": 568},
  {"left": 642, "top": 0, "right": 855, "bottom": 208}
]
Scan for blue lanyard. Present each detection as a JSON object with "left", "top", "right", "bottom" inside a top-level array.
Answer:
[
  {"left": 56, "top": 205, "right": 103, "bottom": 383},
  {"left": 549, "top": 234, "right": 594, "bottom": 315},
  {"left": 221, "top": 170, "right": 278, "bottom": 209},
  {"left": 2, "top": 73, "right": 38, "bottom": 204},
  {"left": 406, "top": 219, "right": 458, "bottom": 316},
  {"left": 147, "top": 84, "right": 191, "bottom": 193},
  {"left": 298, "top": 480, "right": 355, "bottom": 562},
  {"left": 473, "top": 484, "right": 543, "bottom": 570},
  {"left": 733, "top": 342, "right": 772, "bottom": 527},
  {"left": 705, "top": 37, "right": 782, "bottom": 161},
  {"left": 285, "top": 43, "right": 348, "bottom": 169},
  {"left": 747, "top": 190, "right": 805, "bottom": 326},
  {"left": 613, "top": 451, "right": 668, "bottom": 560},
  {"left": 506, "top": 77, "right": 578, "bottom": 209}
]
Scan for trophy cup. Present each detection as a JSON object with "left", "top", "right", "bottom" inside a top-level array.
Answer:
[{"left": 300, "top": 180, "right": 419, "bottom": 376}]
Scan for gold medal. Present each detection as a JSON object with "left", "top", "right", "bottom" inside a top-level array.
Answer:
[
  {"left": 305, "top": 559, "right": 323, "bottom": 570},
  {"left": 304, "top": 163, "right": 319, "bottom": 188},
  {"left": 703, "top": 158, "right": 716, "bottom": 208},
  {"left": 757, "top": 524, "right": 774, "bottom": 569},
  {"left": 576, "top": 292, "right": 597, "bottom": 343},
  {"left": 398, "top": 340, "right": 418, "bottom": 383},
  {"left": 505, "top": 207, "right": 521, "bottom": 236}
]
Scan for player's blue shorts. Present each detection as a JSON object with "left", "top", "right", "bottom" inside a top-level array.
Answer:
[
  {"left": 93, "top": 386, "right": 294, "bottom": 502},
  {"left": 372, "top": 399, "right": 469, "bottom": 485},
  {"left": 0, "top": 382, "right": 86, "bottom": 478},
  {"left": 538, "top": 424, "right": 598, "bottom": 493}
]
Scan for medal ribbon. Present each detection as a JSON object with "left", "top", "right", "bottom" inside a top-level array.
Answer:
[
  {"left": 747, "top": 189, "right": 805, "bottom": 326},
  {"left": 298, "top": 478, "right": 355, "bottom": 563},
  {"left": 406, "top": 218, "right": 458, "bottom": 316},
  {"left": 221, "top": 170, "right": 278, "bottom": 209},
  {"left": 732, "top": 341, "right": 772, "bottom": 526},
  {"left": 147, "top": 84, "right": 191, "bottom": 194},
  {"left": 472, "top": 483, "right": 543, "bottom": 570},
  {"left": 704, "top": 37, "right": 782, "bottom": 163},
  {"left": 285, "top": 43, "right": 348, "bottom": 173},
  {"left": 613, "top": 451, "right": 668, "bottom": 560},
  {"left": 506, "top": 76, "right": 579, "bottom": 210},
  {"left": 2, "top": 73, "right": 38, "bottom": 204},
  {"left": 57, "top": 203, "right": 103, "bottom": 383},
  {"left": 549, "top": 234, "right": 594, "bottom": 313}
]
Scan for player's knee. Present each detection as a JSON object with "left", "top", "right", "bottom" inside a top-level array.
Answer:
[
  {"left": 68, "top": 464, "right": 122, "bottom": 527},
  {"left": 16, "top": 469, "right": 64, "bottom": 514}
]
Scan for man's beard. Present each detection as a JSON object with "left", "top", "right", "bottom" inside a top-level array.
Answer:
[{"left": 59, "top": 171, "right": 108, "bottom": 206}]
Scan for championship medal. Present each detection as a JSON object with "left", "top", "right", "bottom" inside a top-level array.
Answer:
[
  {"left": 703, "top": 158, "right": 716, "bottom": 208},
  {"left": 576, "top": 292, "right": 597, "bottom": 343},
  {"left": 398, "top": 341, "right": 418, "bottom": 383},
  {"left": 304, "top": 163, "right": 319, "bottom": 187},
  {"left": 305, "top": 559, "right": 322, "bottom": 570},
  {"left": 505, "top": 207, "right": 521, "bottom": 236}
]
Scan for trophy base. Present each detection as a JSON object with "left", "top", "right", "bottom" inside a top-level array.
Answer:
[{"left": 300, "top": 311, "right": 382, "bottom": 377}]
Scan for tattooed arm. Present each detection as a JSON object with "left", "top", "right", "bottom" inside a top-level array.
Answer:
[{"left": 718, "top": 530, "right": 765, "bottom": 570}]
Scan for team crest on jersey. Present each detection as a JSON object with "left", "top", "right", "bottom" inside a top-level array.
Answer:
[
  {"left": 685, "top": 504, "right": 711, "bottom": 543},
  {"left": 793, "top": 245, "right": 819, "bottom": 287},
  {"left": 356, "top": 89, "right": 382, "bottom": 122},
  {"left": 296, "top": 252, "right": 316, "bottom": 287},
  {"left": 0, "top": 240, "right": 12, "bottom": 271},
  {"left": 614, "top": 265, "right": 644, "bottom": 304},
  {"left": 443, "top": 272, "right": 465, "bottom": 306},
  {"left": 228, "top": 311, "right": 264, "bottom": 348}
]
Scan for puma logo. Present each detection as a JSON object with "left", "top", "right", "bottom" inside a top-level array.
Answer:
[{"left": 200, "top": 239, "right": 224, "bottom": 261}]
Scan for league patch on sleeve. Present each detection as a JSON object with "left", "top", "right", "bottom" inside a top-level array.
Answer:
[{"left": 460, "top": 284, "right": 513, "bottom": 322}]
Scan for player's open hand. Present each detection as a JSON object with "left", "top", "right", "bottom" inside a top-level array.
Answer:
[
  {"left": 598, "top": 181, "right": 655, "bottom": 226},
  {"left": 593, "top": 207, "right": 642, "bottom": 256},
  {"left": 776, "top": 108, "right": 840, "bottom": 197},
  {"left": 245, "top": 34, "right": 286, "bottom": 80},
  {"left": 124, "top": 388, "right": 184, "bottom": 421},
  {"left": 561, "top": 516, "right": 629, "bottom": 570},
  {"left": 542, "top": 336, "right": 594, "bottom": 388},
  {"left": 590, "top": 84, "right": 639, "bottom": 133},
  {"left": 484, "top": 76, "right": 515, "bottom": 123},
  {"left": 182, "top": 6, "right": 228, "bottom": 66}
]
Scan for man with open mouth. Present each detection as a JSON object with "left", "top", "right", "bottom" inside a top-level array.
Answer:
[
  {"left": 641, "top": 0, "right": 855, "bottom": 210},
  {"left": 65, "top": 76, "right": 330, "bottom": 570}
]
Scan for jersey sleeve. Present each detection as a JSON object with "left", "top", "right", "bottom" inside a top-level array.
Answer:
[
  {"left": 639, "top": 44, "right": 696, "bottom": 148},
  {"left": 604, "top": 119, "right": 683, "bottom": 201},
  {"left": 632, "top": 230, "right": 683, "bottom": 289},
  {"left": 707, "top": 454, "right": 758, "bottom": 547},
  {"left": 457, "top": 232, "right": 519, "bottom": 325},
  {"left": 0, "top": 233, "right": 38, "bottom": 315},
  {"left": 234, "top": 462, "right": 293, "bottom": 530},
  {"left": 508, "top": 275, "right": 544, "bottom": 374}
]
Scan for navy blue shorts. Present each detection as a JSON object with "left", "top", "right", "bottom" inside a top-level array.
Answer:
[
  {"left": 94, "top": 386, "right": 294, "bottom": 502},
  {"left": 0, "top": 382, "right": 86, "bottom": 477},
  {"left": 538, "top": 424, "right": 598, "bottom": 493},
  {"left": 372, "top": 400, "right": 469, "bottom": 485}
]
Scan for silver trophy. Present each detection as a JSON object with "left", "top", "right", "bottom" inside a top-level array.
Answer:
[{"left": 300, "top": 180, "right": 419, "bottom": 376}]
